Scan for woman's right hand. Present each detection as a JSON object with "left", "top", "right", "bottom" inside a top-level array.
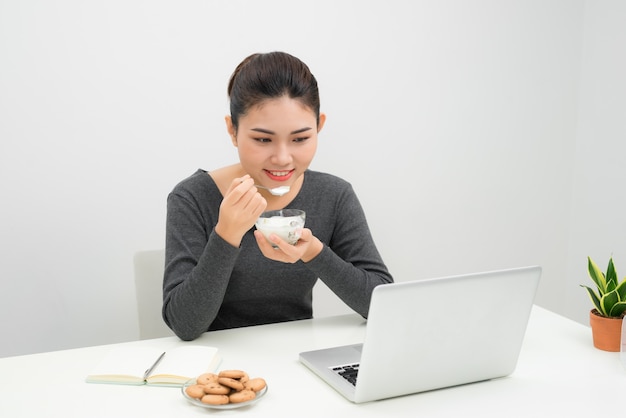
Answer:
[{"left": 214, "top": 175, "right": 267, "bottom": 247}]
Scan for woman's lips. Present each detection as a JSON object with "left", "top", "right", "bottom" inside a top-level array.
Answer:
[{"left": 264, "top": 169, "right": 294, "bottom": 182}]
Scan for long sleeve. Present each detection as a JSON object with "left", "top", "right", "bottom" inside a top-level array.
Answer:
[
  {"left": 162, "top": 181, "right": 239, "bottom": 340},
  {"left": 303, "top": 182, "right": 393, "bottom": 318}
]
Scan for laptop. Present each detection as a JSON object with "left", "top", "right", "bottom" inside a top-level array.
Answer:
[{"left": 299, "top": 266, "right": 541, "bottom": 403}]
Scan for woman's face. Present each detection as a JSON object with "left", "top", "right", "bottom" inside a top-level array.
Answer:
[{"left": 227, "top": 95, "right": 325, "bottom": 190}]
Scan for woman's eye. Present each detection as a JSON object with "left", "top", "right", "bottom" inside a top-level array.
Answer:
[
  {"left": 293, "top": 137, "right": 309, "bottom": 143},
  {"left": 254, "top": 137, "right": 271, "bottom": 143}
]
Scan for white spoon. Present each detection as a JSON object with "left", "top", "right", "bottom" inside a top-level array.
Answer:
[{"left": 255, "top": 185, "right": 290, "bottom": 196}]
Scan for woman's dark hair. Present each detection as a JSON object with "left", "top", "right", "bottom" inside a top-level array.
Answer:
[{"left": 227, "top": 51, "right": 320, "bottom": 131}]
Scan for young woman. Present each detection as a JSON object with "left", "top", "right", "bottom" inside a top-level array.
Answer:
[{"left": 163, "top": 51, "right": 393, "bottom": 341}]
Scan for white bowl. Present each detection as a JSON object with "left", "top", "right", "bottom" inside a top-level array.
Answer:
[{"left": 255, "top": 209, "right": 305, "bottom": 245}]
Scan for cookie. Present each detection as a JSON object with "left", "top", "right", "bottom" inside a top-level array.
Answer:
[
  {"left": 239, "top": 371, "right": 250, "bottom": 383},
  {"left": 244, "top": 377, "right": 266, "bottom": 392},
  {"left": 218, "top": 377, "right": 245, "bottom": 391},
  {"left": 196, "top": 373, "right": 218, "bottom": 385},
  {"left": 185, "top": 384, "right": 205, "bottom": 399},
  {"left": 201, "top": 394, "right": 230, "bottom": 405},
  {"left": 203, "top": 382, "right": 231, "bottom": 395},
  {"left": 229, "top": 389, "right": 256, "bottom": 404},
  {"left": 218, "top": 370, "right": 246, "bottom": 379}
]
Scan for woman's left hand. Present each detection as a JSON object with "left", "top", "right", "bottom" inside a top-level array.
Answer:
[{"left": 254, "top": 228, "right": 323, "bottom": 263}]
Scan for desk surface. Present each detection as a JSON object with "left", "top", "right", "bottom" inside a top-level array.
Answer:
[{"left": 1, "top": 306, "right": 624, "bottom": 417}]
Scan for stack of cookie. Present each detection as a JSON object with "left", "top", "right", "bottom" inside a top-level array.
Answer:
[{"left": 185, "top": 369, "right": 267, "bottom": 405}]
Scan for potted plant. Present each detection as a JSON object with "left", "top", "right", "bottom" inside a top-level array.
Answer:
[{"left": 580, "top": 256, "right": 626, "bottom": 351}]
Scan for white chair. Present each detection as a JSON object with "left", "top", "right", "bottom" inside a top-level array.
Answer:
[
  {"left": 312, "top": 280, "right": 353, "bottom": 318},
  {"left": 133, "top": 249, "right": 175, "bottom": 339}
]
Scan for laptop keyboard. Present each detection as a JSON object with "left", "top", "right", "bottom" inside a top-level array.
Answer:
[{"left": 332, "top": 363, "right": 360, "bottom": 386}]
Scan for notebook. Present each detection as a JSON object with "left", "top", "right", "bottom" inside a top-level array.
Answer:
[{"left": 299, "top": 266, "right": 541, "bottom": 403}]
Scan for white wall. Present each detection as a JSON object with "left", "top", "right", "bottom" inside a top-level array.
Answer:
[
  {"left": 1, "top": 0, "right": 620, "bottom": 358},
  {"left": 566, "top": 0, "right": 626, "bottom": 325}
]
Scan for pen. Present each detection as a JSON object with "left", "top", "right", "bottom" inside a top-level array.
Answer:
[{"left": 143, "top": 351, "right": 166, "bottom": 380}]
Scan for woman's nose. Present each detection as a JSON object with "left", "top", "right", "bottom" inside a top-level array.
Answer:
[{"left": 271, "top": 144, "right": 292, "bottom": 166}]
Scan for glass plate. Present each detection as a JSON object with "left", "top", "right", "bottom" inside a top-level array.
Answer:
[{"left": 181, "top": 378, "right": 268, "bottom": 410}]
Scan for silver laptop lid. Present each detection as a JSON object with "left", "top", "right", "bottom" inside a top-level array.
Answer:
[{"left": 353, "top": 266, "right": 541, "bottom": 403}]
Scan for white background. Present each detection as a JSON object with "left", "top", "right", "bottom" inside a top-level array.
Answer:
[{"left": 1, "top": 0, "right": 625, "bottom": 357}]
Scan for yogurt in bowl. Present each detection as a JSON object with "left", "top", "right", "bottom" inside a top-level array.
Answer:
[{"left": 255, "top": 209, "right": 306, "bottom": 246}]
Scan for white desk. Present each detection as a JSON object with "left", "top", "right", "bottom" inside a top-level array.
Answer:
[{"left": 1, "top": 306, "right": 624, "bottom": 417}]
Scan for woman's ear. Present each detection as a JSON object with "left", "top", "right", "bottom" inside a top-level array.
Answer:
[
  {"left": 317, "top": 113, "right": 326, "bottom": 133},
  {"left": 225, "top": 116, "right": 237, "bottom": 146}
]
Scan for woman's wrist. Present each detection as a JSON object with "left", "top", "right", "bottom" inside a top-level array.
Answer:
[
  {"left": 301, "top": 237, "right": 324, "bottom": 263},
  {"left": 214, "top": 222, "right": 243, "bottom": 248}
]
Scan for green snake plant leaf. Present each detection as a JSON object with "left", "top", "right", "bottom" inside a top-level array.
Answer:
[
  {"left": 601, "top": 289, "right": 620, "bottom": 317},
  {"left": 588, "top": 257, "right": 607, "bottom": 294},
  {"left": 580, "top": 285, "right": 603, "bottom": 314},
  {"left": 605, "top": 258, "right": 618, "bottom": 293},
  {"left": 616, "top": 279, "right": 626, "bottom": 301},
  {"left": 608, "top": 301, "right": 626, "bottom": 317},
  {"left": 606, "top": 257, "right": 618, "bottom": 285}
]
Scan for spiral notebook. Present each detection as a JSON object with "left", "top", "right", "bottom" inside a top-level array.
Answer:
[{"left": 299, "top": 266, "right": 541, "bottom": 403}]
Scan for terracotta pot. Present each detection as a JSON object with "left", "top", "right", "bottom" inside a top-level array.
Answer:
[{"left": 589, "top": 309, "right": 623, "bottom": 352}]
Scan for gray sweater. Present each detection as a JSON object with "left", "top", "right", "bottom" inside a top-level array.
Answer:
[{"left": 163, "top": 169, "right": 393, "bottom": 340}]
